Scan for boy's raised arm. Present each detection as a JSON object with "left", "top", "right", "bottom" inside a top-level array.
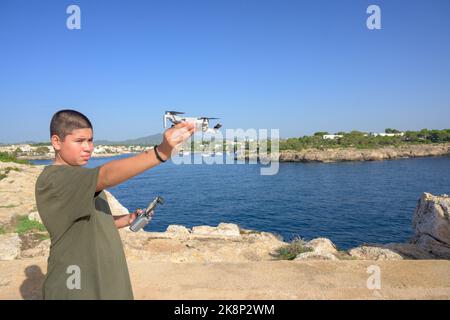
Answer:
[{"left": 96, "top": 122, "right": 195, "bottom": 192}]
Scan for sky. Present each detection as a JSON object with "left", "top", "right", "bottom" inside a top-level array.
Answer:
[{"left": 0, "top": 0, "right": 449, "bottom": 143}]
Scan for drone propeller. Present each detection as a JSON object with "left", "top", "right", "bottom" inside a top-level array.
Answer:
[
  {"left": 166, "top": 111, "right": 185, "bottom": 115},
  {"left": 198, "top": 117, "right": 220, "bottom": 120}
]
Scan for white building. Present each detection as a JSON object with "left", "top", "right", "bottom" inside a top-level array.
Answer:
[
  {"left": 370, "top": 132, "right": 405, "bottom": 137},
  {"left": 323, "top": 134, "right": 343, "bottom": 140}
]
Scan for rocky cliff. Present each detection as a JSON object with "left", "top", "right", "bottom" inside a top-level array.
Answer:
[{"left": 278, "top": 143, "right": 450, "bottom": 163}]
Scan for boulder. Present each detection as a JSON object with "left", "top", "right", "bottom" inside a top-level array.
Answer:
[
  {"left": 104, "top": 190, "right": 129, "bottom": 216},
  {"left": 166, "top": 225, "right": 191, "bottom": 237},
  {"left": 412, "top": 193, "right": 450, "bottom": 247},
  {"left": 0, "top": 233, "right": 22, "bottom": 260},
  {"left": 305, "top": 238, "right": 338, "bottom": 255},
  {"left": 348, "top": 245, "right": 403, "bottom": 260},
  {"left": 383, "top": 243, "right": 437, "bottom": 260},
  {"left": 411, "top": 234, "right": 450, "bottom": 259}
]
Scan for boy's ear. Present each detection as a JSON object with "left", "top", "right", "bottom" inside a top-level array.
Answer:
[{"left": 51, "top": 134, "right": 63, "bottom": 151}]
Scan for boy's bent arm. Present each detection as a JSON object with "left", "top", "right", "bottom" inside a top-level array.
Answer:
[{"left": 96, "top": 122, "right": 195, "bottom": 191}]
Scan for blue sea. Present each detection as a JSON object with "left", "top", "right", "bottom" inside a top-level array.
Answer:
[{"left": 32, "top": 154, "right": 450, "bottom": 250}]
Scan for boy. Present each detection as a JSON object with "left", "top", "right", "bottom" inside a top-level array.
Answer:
[{"left": 35, "top": 109, "right": 195, "bottom": 299}]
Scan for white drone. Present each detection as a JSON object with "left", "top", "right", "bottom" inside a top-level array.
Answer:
[{"left": 163, "top": 111, "right": 222, "bottom": 134}]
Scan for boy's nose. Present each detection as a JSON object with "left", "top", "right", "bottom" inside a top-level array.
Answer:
[{"left": 82, "top": 141, "right": 93, "bottom": 151}]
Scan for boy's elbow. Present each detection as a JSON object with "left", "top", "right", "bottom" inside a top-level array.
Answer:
[{"left": 96, "top": 166, "right": 109, "bottom": 191}]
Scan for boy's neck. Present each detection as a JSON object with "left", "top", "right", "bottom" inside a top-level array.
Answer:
[{"left": 53, "top": 153, "right": 76, "bottom": 166}]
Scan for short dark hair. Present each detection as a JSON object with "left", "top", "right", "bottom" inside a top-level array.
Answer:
[{"left": 50, "top": 109, "right": 93, "bottom": 141}]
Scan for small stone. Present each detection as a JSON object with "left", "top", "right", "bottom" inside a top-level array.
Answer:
[{"left": 28, "top": 211, "right": 42, "bottom": 224}]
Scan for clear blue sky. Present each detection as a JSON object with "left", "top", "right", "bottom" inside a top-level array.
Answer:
[{"left": 1, "top": 0, "right": 449, "bottom": 143}]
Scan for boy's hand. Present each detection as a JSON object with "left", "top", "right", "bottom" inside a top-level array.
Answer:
[
  {"left": 128, "top": 208, "right": 155, "bottom": 226},
  {"left": 157, "top": 122, "right": 196, "bottom": 160},
  {"left": 128, "top": 208, "right": 144, "bottom": 226}
]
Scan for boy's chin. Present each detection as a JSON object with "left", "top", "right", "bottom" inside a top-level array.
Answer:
[{"left": 78, "top": 158, "right": 90, "bottom": 165}]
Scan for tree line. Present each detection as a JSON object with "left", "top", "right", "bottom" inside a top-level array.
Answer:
[{"left": 280, "top": 128, "right": 450, "bottom": 151}]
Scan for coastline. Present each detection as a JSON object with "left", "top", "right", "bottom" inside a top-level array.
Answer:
[
  {"left": 237, "top": 143, "right": 450, "bottom": 163},
  {"left": 16, "top": 143, "right": 450, "bottom": 163}
]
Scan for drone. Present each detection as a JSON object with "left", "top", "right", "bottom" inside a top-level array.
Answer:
[{"left": 163, "top": 111, "right": 222, "bottom": 134}]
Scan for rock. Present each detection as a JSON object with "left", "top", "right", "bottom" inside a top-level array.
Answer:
[
  {"left": 217, "top": 223, "right": 241, "bottom": 237},
  {"left": 0, "top": 163, "right": 43, "bottom": 225},
  {"left": 348, "top": 246, "right": 403, "bottom": 260},
  {"left": 278, "top": 144, "right": 450, "bottom": 163},
  {"left": 103, "top": 190, "right": 129, "bottom": 216},
  {"left": 412, "top": 234, "right": 450, "bottom": 259},
  {"left": 166, "top": 225, "right": 191, "bottom": 237},
  {"left": 294, "top": 252, "right": 338, "bottom": 261},
  {"left": 28, "top": 211, "right": 42, "bottom": 224},
  {"left": 412, "top": 193, "right": 450, "bottom": 246},
  {"left": 0, "top": 233, "right": 22, "bottom": 260},
  {"left": 21, "top": 239, "right": 50, "bottom": 258},
  {"left": 383, "top": 243, "right": 437, "bottom": 260},
  {"left": 305, "top": 238, "right": 338, "bottom": 255},
  {"left": 192, "top": 223, "right": 241, "bottom": 238}
]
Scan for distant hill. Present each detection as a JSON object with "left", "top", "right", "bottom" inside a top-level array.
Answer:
[
  {"left": 94, "top": 133, "right": 164, "bottom": 146},
  {"left": 1, "top": 134, "right": 164, "bottom": 146},
  {"left": 0, "top": 140, "right": 41, "bottom": 146}
]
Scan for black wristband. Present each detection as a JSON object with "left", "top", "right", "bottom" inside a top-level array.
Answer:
[{"left": 154, "top": 145, "right": 167, "bottom": 163}]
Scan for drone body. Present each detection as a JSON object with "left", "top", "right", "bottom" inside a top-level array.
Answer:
[{"left": 164, "top": 111, "right": 222, "bottom": 134}]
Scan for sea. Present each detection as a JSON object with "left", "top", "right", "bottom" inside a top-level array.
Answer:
[{"left": 31, "top": 154, "right": 450, "bottom": 250}]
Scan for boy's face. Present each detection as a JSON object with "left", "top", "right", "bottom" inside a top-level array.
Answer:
[{"left": 51, "top": 128, "right": 94, "bottom": 166}]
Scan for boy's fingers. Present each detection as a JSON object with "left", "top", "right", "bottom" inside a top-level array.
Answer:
[
  {"left": 173, "top": 122, "right": 190, "bottom": 129},
  {"left": 173, "top": 122, "right": 195, "bottom": 130}
]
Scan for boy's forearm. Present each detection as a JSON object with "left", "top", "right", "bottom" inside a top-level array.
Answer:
[
  {"left": 96, "top": 149, "right": 166, "bottom": 191},
  {"left": 113, "top": 214, "right": 132, "bottom": 229}
]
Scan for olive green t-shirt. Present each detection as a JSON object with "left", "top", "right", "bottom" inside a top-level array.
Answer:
[{"left": 35, "top": 165, "right": 134, "bottom": 300}]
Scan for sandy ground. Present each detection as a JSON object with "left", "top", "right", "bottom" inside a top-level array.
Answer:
[{"left": 1, "top": 258, "right": 449, "bottom": 300}]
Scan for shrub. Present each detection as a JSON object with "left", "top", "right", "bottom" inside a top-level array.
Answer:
[
  {"left": 0, "top": 152, "right": 30, "bottom": 164},
  {"left": 272, "top": 237, "right": 313, "bottom": 260},
  {"left": 15, "top": 216, "right": 47, "bottom": 235}
]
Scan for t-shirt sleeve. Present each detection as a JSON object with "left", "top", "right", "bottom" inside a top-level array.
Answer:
[{"left": 50, "top": 166, "right": 101, "bottom": 222}]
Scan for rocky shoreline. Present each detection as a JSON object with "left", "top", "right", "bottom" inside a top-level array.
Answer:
[
  {"left": 17, "top": 143, "right": 450, "bottom": 164},
  {"left": 238, "top": 143, "right": 450, "bottom": 163},
  {"left": 279, "top": 143, "right": 450, "bottom": 163}
]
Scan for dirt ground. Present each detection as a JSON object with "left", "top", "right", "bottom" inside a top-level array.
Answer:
[{"left": 1, "top": 257, "right": 449, "bottom": 300}]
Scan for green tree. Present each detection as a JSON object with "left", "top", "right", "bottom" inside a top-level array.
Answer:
[
  {"left": 35, "top": 146, "right": 50, "bottom": 155},
  {"left": 385, "top": 128, "right": 401, "bottom": 134}
]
